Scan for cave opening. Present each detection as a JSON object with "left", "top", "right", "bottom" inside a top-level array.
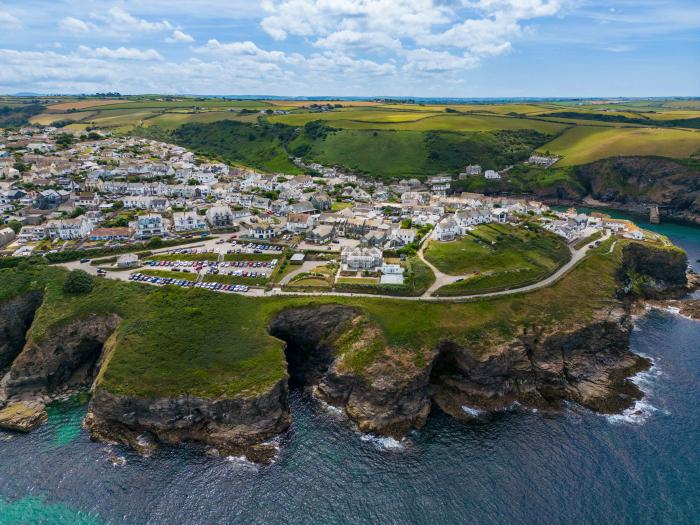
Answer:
[
  {"left": 46, "top": 338, "right": 106, "bottom": 393},
  {"left": 0, "top": 291, "right": 43, "bottom": 373},
  {"left": 268, "top": 305, "right": 358, "bottom": 390}
]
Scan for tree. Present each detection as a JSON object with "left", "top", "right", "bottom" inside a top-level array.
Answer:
[
  {"left": 7, "top": 220, "right": 22, "bottom": 234},
  {"left": 147, "top": 236, "right": 163, "bottom": 248},
  {"left": 187, "top": 178, "right": 198, "bottom": 186},
  {"left": 63, "top": 270, "right": 94, "bottom": 294},
  {"left": 55, "top": 133, "right": 75, "bottom": 149},
  {"left": 70, "top": 207, "right": 86, "bottom": 218},
  {"left": 401, "top": 218, "right": 412, "bottom": 229}
]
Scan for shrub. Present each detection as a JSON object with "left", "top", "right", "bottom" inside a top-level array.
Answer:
[
  {"left": 147, "top": 236, "right": 163, "bottom": 248},
  {"left": 63, "top": 270, "right": 94, "bottom": 294}
]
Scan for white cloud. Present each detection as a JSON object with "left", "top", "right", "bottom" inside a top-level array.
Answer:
[
  {"left": 77, "top": 46, "right": 164, "bottom": 61},
  {"left": 314, "top": 30, "right": 402, "bottom": 52},
  {"left": 92, "top": 7, "right": 173, "bottom": 33},
  {"left": 0, "top": 11, "right": 21, "bottom": 29},
  {"left": 59, "top": 16, "right": 95, "bottom": 33},
  {"left": 166, "top": 30, "right": 195, "bottom": 43},
  {"left": 403, "top": 48, "right": 479, "bottom": 73}
]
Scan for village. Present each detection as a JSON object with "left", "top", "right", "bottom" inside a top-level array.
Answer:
[{"left": 0, "top": 125, "right": 651, "bottom": 298}]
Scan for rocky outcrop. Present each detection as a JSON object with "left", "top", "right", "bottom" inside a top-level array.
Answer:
[
  {"left": 85, "top": 379, "right": 290, "bottom": 462},
  {"left": 431, "top": 307, "right": 648, "bottom": 420},
  {"left": 276, "top": 304, "right": 648, "bottom": 438},
  {"left": 0, "top": 291, "right": 43, "bottom": 372},
  {"left": 1, "top": 314, "right": 121, "bottom": 402},
  {"left": 618, "top": 243, "right": 689, "bottom": 299},
  {"left": 0, "top": 401, "right": 47, "bottom": 432}
]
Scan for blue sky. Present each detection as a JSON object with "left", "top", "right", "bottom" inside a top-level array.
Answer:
[{"left": 0, "top": 0, "right": 698, "bottom": 97}]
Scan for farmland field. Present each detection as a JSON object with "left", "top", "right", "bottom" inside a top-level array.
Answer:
[
  {"left": 540, "top": 126, "right": 700, "bottom": 165},
  {"left": 13, "top": 95, "right": 700, "bottom": 177}
]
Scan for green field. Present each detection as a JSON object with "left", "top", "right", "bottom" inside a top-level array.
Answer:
[
  {"left": 425, "top": 224, "right": 571, "bottom": 295},
  {"left": 540, "top": 126, "right": 700, "bottom": 166},
  {"left": 9, "top": 95, "right": 700, "bottom": 176}
]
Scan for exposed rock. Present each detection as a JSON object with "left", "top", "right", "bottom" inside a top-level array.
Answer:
[
  {"left": 0, "top": 401, "right": 47, "bottom": 432},
  {"left": 618, "top": 242, "right": 689, "bottom": 299},
  {"left": 0, "top": 291, "right": 43, "bottom": 371},
  {"left": 1, "top": 314, "right": 121, "bottom": 402},
  {"left": 85, "top": 379, "right": 290, "bottom": 462}
]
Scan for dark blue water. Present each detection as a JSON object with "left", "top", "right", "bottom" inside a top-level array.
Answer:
[{"left": 1, "top": 217, "right": 699, "bottom": 525}]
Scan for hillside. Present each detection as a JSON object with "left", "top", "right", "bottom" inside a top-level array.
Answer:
[{"left": 455, "top": 157, "right": 700, "bottom": 224}]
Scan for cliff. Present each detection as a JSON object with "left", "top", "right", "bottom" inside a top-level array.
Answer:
[
  {"left": 271, "top": 305, "right": 647, "bottom": 437},
  {"left": 0, "top": 291, "right": 43, "bottom": 372},
  {"left": 617, "top": 242, "right": 689, "bottom": 299},
  {"left": 84, "top": 380, "right": 290, "bottom": 461},
  {"left": 1, "top": 314, "right": 121, "bottom": 402}
]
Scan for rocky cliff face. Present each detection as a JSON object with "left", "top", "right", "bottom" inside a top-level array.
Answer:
[
  {"left": 431, "top": 306, "right": 648, "bottom": 421},
  {"left": 1, "top": 314, "right": 121, "bottom": 402},
  {"left": 85, "top": 380, "right": 290, "bottom": 461},
  {"left": 0, "top": 291, "right": 42, "bottom": 372},
  {"left": 270, "top": 304, "right": 648, "bottom": 439},
  {"left": 618, "top": 242, "right": 689, "bottom": 299}
]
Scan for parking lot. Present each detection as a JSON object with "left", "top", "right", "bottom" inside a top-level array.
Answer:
[{"left": 129, "top": 272, "right": 251, "bottom": 293}]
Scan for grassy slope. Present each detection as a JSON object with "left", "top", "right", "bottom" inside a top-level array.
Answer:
[
  {"left": 425, "top": 224, "right": 571, "bottom": 295},
  {"left": 540, "top": 126, "right": 700, "bottom": 166},
  {"left": 0, "top": 236, "right": 631, "bottom": 400}
]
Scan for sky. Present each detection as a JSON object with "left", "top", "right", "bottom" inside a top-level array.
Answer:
[{"left": 0, "top": 0, "right": 698, "bottom": 97}]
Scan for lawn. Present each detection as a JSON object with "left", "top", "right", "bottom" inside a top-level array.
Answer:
[{"left": 425, "top": 224, "right": 570, "bottom": 295}]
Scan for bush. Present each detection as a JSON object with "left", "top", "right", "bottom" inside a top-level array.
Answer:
[
  {"left": 147, "top": 236, "right": 163, "bottom": 248},
  {"left": 63, "top": 270, "right": 94, "bottom": 294}
]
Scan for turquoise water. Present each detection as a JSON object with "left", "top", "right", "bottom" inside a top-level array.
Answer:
[{"left": 1, "top": 219, "right": 699, "bottom": 525}]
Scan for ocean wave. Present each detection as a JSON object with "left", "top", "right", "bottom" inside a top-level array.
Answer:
[
  {"left": 461, "top": 405, "right": 482, "bottom": 417},
  {"left": 359, "top": 433, "right": 406, "bottom": 451},
  {"left": 224, "top": 455, "right": 259, "bottom": 471},
  {"left": 604, "top": 364, "right": 668, "bottom": 426}
]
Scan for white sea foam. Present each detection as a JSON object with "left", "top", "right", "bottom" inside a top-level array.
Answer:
[
  {"left": 224, "top": 455, "right": 259, "bottom": 471},
  {"left": 359, "top": 433, "right": 405, "bottom": 450},
  {"left": 461, "top": 405, "right": 482, "bottom": 417},
  {"left": 604, "top": 364, "right": 668, "bottom": 425}
]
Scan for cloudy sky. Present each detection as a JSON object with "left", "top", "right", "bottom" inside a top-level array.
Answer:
[{"left": 0, "top": 0, "right": 698, "bottom": 97}]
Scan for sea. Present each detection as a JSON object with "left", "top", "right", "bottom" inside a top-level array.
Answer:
[{"left": 1, "top": 210, "right": 699, "bottom": 525}]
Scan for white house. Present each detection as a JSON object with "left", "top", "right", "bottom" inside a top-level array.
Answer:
[
  {"left": 130, "top": 214, "right": 169, "bottom": 239},
  {"left": 173, "top": 211, "right": 207, "bottom": 232},
  {"left": 206, "top": 205, "right": 234, "bottom": 229},
  {"left": 341, "top": 246, "right": 383, "bottom": 271},
  {"left": 286, "top": 213, "right": 316, "bottom": 233},
  {"left": 484, "top": 170, "right": 501, "bottom": 180},
  {"left": 45, "top": 216, "right": 93, "bottom": 240}
]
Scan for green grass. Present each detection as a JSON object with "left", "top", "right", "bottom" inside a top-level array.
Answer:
[
  {"left": 425, "top": 224, "right": 570, "bottom": 295},
  {"left": 540, "top": 126, "right": 700, "bottom": 166},
  {"left": 336, "top": 277, "right": 379, "bottom": 285}
]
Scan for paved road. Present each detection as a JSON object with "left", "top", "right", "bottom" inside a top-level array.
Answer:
[{"left": 56, "top": 230, "right": 611, "bottom": 303}]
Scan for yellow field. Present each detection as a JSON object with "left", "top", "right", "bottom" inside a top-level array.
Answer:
[
  {"left": 542, "top": 126, "right": 700, "bottom": 166},
  {"left": 30, "top": 111, "right": 98, "bottom": 125},
  {"left": 270, "top": 110, "right": 568, "bottom": 134},
  {"left": 47, "top": 99, "right": 130, "bottom": 111},
  {"left": 143, "top": 111, "right": 260, "bottom": 130}
]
